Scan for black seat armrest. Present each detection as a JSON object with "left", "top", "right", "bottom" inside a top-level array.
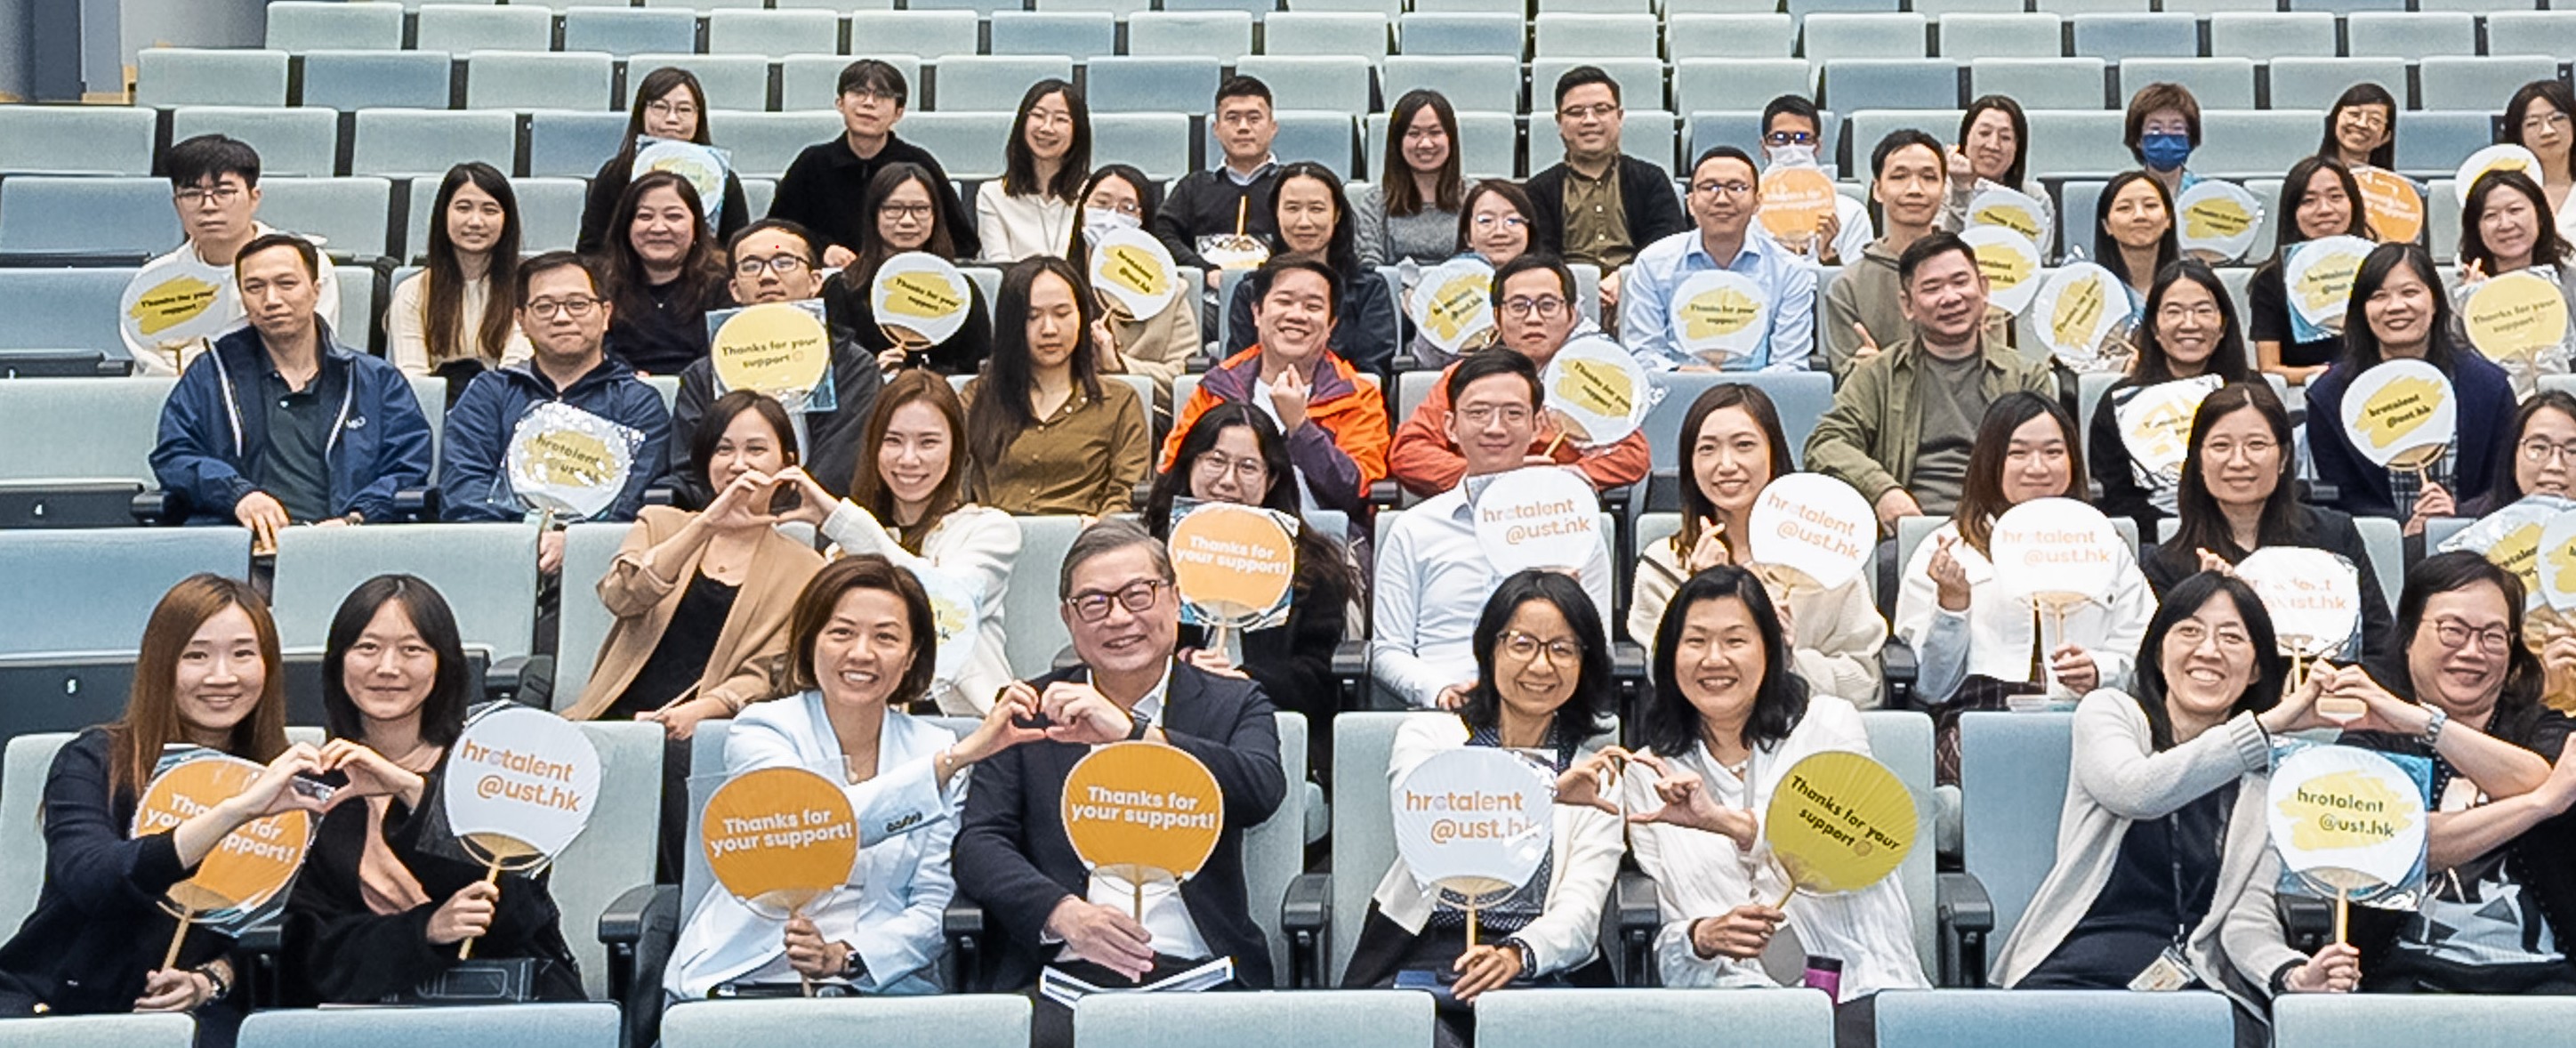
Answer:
[
  {"left": 598, "top": 883, "right": 678, "bottom": 1004},
  {"left": 1284, "top": 872, "right": 1331, "bottom": 988},
  {"left": 1332, "top": 639, "right": 1370, "bottom": 712},
  {"left": 1615, "top": 868, "right": 1662, "bottom": 987},
  {"left": 943, "top": 899, "right": 989, "bottom": 992},
  {"left": 1881, "top": 635, "right": 1919, "bottom": 711},
  {"left": 2281, "top": 894, "right": 2333, "bottom": 955},
  {"left": 1937, "top": 871, "right": 1995, "bottom": 988},
  {"left": 487, "top": 655, "right": 546, "bottom": 708}
]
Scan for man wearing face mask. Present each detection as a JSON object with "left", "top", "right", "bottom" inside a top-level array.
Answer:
[
  {"left": 2126, "top": 83, "right": 2203, "bottom": 198},
  {"left": 1163, "top": 257, "right": 1389, "bottom": 520},
  {"left": 1826, "top": 130, "right": 2007, "bottom": 383},
  {"left": 1621, "top": 146, "right": 1817, "bottom": 373},
  {"left": 1525, "top": 67, "right": 1689, "bottom": 319},
  {"left": 667, "top": 220, "right": 885, "bottom": 509},
  {"left": 1805, "top": 233, "right": 2056, "bottom": 532},
  {"left": 1387, "top": 254, "right": 1648, "bottom": 497},
  {"left": 1759, "top": 95, "right": 1874, "bottom": 269}
]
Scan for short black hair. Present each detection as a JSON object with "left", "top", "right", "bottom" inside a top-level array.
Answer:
[
  {"left": 1248, "top": 254, "right": 1343, "bottom": 321},
  {"left": 1553, "top": 65, "right": 1620, "bottom": 109},
  {"left": 1761, "top": 94, "right": 1821, "bottom": 138},
  {"left": 1444, "top": 342, "right": 1542, "bottom": 408},
  {"left": 1872, "top": 129, "right": 1945, "bottom": 179},
  {"left": 835, "top": 59, "right": 907, "bottom": 106},
  {"left": 517, "top": 250, "right": 605, "bottom": 306},
  {"left": 235, "top": 232, "right": 318, "bottom": 282},
  {"left": 1215, "top": 75, "right": 1271, "bottom": 111},
  {"left": 1691, "top": 145, "right": 1758, "bottom": 181},
  {"left": 689, "top": 390, "right": 800, "bottom": 491},
  {"left": 166, "top": 133, "right": 262, "bottom": 190},
  {"left": 1491, "top": 252, "right": 1575, "bottom": 305},
  {"left": 726, "top": 218, "right": 821, "bottom": 268},
  {"left": 1896, "top": 230, "right": 1978, "bottom": 287}
]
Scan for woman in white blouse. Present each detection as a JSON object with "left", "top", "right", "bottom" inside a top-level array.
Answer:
[
  {"left": 1895, "top": 391, "right": 2154, "bottom": 778},
  {"left": 1630, "top": 383, "right": 1886, "bottom": 704},
  {"left": 975, "top": 79, "right": 1088, "bottom": 264},
  {"left": 1622, "top": 564, "right": 1926, "bottom": 1039},
  {"left": 388, "top": 162, "right": 529, "bottom": 383},
  {"left": 664, "top": 555, "right": 1042, "bottom": 998},
  {"left": 781, "top": 370, "right": 1020, "bottom": 715}
]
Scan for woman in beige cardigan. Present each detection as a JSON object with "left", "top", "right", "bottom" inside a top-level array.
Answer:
[{"left": 570, "top": 391, "right": 825, "bottom": 875}]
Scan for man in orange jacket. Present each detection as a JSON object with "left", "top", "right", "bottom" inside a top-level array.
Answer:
[
  {"left": 1388, "top": 254, "right": 1651, "bottom": 498},
  {"left": 1163, "top": 256, "right": 1389, "bottom": 519}
]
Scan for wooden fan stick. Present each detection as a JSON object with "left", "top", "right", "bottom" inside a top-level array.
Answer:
[
  {"left": 456, "top": 857, "right": 503, "bottom": 960},
  {"left": 162, "top": 913, "right": 193, "bottom": 971},
  {"left": 1463, "top": 899, "right": 1479, "bottom": 951},
  {"left": 2333, "top": 886, "right": 2351, "bottom": 947}
]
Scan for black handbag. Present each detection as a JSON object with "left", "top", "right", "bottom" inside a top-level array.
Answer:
[{"left": 387, "top": 958, "right": 567, "bottom": 1005}]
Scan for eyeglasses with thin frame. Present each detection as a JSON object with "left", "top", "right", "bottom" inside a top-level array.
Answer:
[
  {"left": 1471, "top": 214, "right": 1530, "bottom": 231},
  {"left": 1499, "top": 630, "right": 1583, "bottom": 666},
  {"left": 2430, "top": 617, "right": 2512, "bottom": 655},
  {"left": 644, "top": 100, "right": 699, "bottom": 120},
  {"left": 881, "top": 203, "right": 936, "bottom": 221},
  {"left": 1458, "top": 404, "right": 1533, "bottom": 426},
  {"left": 2165, "top": 620, "right": 2253, "bottom": 652},
  {"left": 1694, "top": 180, "right": 1756, "bottom": 197},
  {"left": 1193, "top": 452, "right": 1269, "bottom": 487},
  {"left": 735, "top": 254, "right": 811, "bottom": 278},
  {"left": 2155, "top": 302, "right": 2222, "bottom": 324},
  {"left": 173, "top": 184, "right": 244, "bottom": 207},
  {"left": 1500, "top": 295, "right": 1567, "bottom": 319},
  {"left": 526, "top": 297, "right": 601, "bottom": 319},
  {"left": 1066, "top": 579, "right": 1170, "bottom": 624},
  {"left": 1558, "top": 102, "right": 1619, "bottom": 123},
  {"left": 2521, "top": 437, "right": 2576, "bottom": 464}
]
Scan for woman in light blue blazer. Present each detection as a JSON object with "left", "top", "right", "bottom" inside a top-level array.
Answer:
[{"left": 664, "top": 555, "right": 1042, "bottom": 997}]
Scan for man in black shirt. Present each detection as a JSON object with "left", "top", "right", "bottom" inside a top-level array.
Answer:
[
  {"left": 768, "top": 60, "right": 979, "bottom": 267},
  {"left": 1154, "top": 76, "right": 1282, "bottom": 292}
]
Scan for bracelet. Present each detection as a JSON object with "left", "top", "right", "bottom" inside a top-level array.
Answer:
[{"left": 2421, "top": 705, "right": 2449, "bottom": 748}]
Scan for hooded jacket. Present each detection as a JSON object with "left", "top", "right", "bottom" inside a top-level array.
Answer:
[
  {"left": 149, "top": 322, "right": 432, "bottom": 524},
  {"left": 438, "top": 357, "right": 673, "bottom": 522},
  {"left": 1162, "top": 345, "right": 1389, "bottom": 519}
]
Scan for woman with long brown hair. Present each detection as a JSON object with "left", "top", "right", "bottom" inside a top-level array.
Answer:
[
  {"left": 962, "top": 255, "right": 1147, "bottom": 517},
  {"left": 600, "top": 169, "right": 730, "bottom": 375},
  {"left": 0, "top": 576, "right": 344, "bottom": 1044},
  {"left": 1355, "top": 89, "right": 1467, "bottom": 269},
  {"left": 576, "top": 66, "right": 752, "bottom": 256},
  {"left": 390, "top": 162, "right": 527, "bottom": 390},
  {"left": 781, "top": 370, "right": 1023, "bottom": 714}
]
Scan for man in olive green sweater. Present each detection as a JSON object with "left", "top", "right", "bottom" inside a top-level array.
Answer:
[{"left": 1805, "top": 231, "right": 2057, "bottom": 532}]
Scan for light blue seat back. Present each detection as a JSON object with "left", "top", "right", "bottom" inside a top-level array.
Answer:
[
  {"left": 0, "top": 1013, "right": 196, "bottom": 1048},
  {"left": 1, "top": 732, "right": 78, "bottom": 939},
  {"left": 625, "top": 53, "right": 771, "bottom": 112},
  {"left": 1236, "top": 56, "right": 1374, "bottom": 114},
  {"left": 0, "top": 377, "right": 181, "bottom": 484},
  {"left": 931, "top": 55, "right": 1078, "bottom": 114},
  {"left": 1083, "top": 57, "right": 1223, "bottom": 115},
  {"left": 2265, "top": 57, "right": 2409, "bottom": 111},
  {"left": 1957, "top": 710, "right": 2074, "bottom": 953},
  {"left": 2274, "top": 995, "right": 2576, "bottom": 1048},
  {"left": 351, "top": 109, "right": 518, "bottom": 178},
  {"left": 239, "top": 1003, "right": 621, "bottom": 1048},
  {"left": 1273, "top": 112, "right": 1360, "bottom": 177},
  {"left": 1002, "top": 516, "right": 1085, "bottom": 677},
  {"left": 900, "top": 112, "right": 1013, "bottom": 180},
  {"left": 1126, "top": 11, "right": 1258, "bottom": 59},
  {"left": 1970, "top": 59, "right": 2108, "bottom": 109},
  {"left": 171, "top": 106, "right": 342, "bottom": 178},
  {"left": 1075, "top": 990, "right": 1436, "bottom": 1048},
  {"left": 562, "top": 6, "right": 698, "bottom": 57},
  {"left": 418, "top": 4, "right": 557, "bottom": 52},
  {"left": 270, "top": 523, "right": 542, "bottom": 661},
  {"left": 555, "top": 521, "right": 635, "bottom": 710},
  {"left": 1675, "top": 60, "right": 1816, "bottom": 113},
  {"left": 268, "top": 1, "right": 405, "bottom": 51},
  {"left": 989, "top": 12, "right": 1118, "bottom": 60},
  {"left": 2118, "top": 57, "right": 2257, "bottom": 109},
  {"left": 2419, "top": 56, "right": 2559, "bottom": 113},
  {"left": 0, "top": 528, "right": 254, "bottom": 657},
  {"left": 0, "top": 177, "right": 179, "bottom": 258},
  {"left": 262, "top": 177, "right": 396, "bottom": 260},
  {"left": 707, "top": 10, "right": 842, "bottom": 55},
  {"left": 1477, "top": 988, "right": 1831, "bottom": 1048},
  {"left": 2194, "top": 109, "right": 2323, "bottom": 179},
  {"left": 2355, "top": 516, "right": 2403, "bottom": 611},
  {"left": 528, "top": 109, "right": 632, "bottom": 179},
  {"left": 1268, "top": 12, "right": 1391, "bottom": 56},
  {"left": 662, "top": 996, "right": 1032, "bottom": 1048},
  {"left": 1244, "top": 713, "right": 1310, "bottom": 979},
  {"left": 465, "top": 51, "right": 618, "bottom": 112},
  {"left": 1093, "top": 113, "right": 1194, "bottom": 181},
  {"left": 848, "top": 11, "right": 981, "bottom": 58},
  {"left": 136, "top": 48, "right": 291, "bottom": 109},
  {"left": 1864, "top": 708, "right": 1939, "bottom": 978},
  {"left": 559, "top": 721, "right": 665, "bottom": 998},
  {"left": 0, "top": 107, "right": 157, "bottom": 175},
  {"left": 1875, "top": 988, "right": 2234, "bottom": 1046},
  {"left": 302, "top": 50, "right": 455, "bottom": 111}
]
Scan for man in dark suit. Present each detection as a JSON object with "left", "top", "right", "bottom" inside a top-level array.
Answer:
[{"left": 953, "top": 518, "right": 1287, "bottom": 1048}]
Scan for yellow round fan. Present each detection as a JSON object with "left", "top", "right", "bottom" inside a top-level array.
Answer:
[{"left": 1762, "top": 751, "right": 1917, "bottom": 900}]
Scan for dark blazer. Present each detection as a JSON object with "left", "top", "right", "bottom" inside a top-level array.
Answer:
[
  {"left": 0, "top": 730, "right": 246, "bottom": 1024},
  {"left": 1523, "top": 154, "right": 1690, "bottom": 262},
  {"left": 2143, "top": 504, "right": 2402, "bottom": 685},
  {"left": 2305, "top": 347, "right": 2515, "bottom": 520},
  {"left": 283, "top": 757, "right": 584, "bottom": 1004},
  {"left": 951, "top": 661, "right": 1287, "bottom": 990}
]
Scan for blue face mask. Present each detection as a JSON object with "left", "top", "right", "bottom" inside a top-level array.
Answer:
[{"left": 2139, "top": 133, "right": 2193, "bottom": 173}]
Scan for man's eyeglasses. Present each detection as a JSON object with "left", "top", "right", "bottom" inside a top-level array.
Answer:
[
  {"left": 526, "top": 297, "right": 601, "bottom": 319},
  {"left": 1066, "top": 580, "right": 1170, "bottom": 624},
  {"left": 735, "top": 254, "right": 811, "bottom": 278},
  {"left": 1763, "top": 131, "right": 1818, "bottom": 148},
  {"left": 1499, "top": 296, "right": 1567, "bottom": 319},
  {"left": 173, "top": 184, "right": 244, "bottom": 207}
]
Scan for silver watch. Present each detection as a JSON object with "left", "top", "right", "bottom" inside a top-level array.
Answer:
[{"left": 2421, "top": 705, "right": 2449, "bottom": 747}]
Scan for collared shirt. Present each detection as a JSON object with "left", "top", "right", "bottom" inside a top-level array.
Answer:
[
  {"left": 1559, "top": 164, "right": 1630, "bottom": 270},
  {"left": 1222, "top": 156, "right": 1279, "bottom": 188},
  {"left": 1371, "top": 480, "right": 1617, "bottom": 708},
  {"left": 963, "top": 376, "right": 1150, "bottom": 517},
  {"left": 1063, "top": 664, "right": 1213, "bottom": 963},
  {"left": 255, "top": 349, "right": 342, "bottom": 522},
  {"left": 1619, "top": 227, "right": 1818, "bottom": 373}
]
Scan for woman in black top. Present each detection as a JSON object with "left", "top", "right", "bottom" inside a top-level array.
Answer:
[
  {"left": 2249, "top": 156, "right": 2375, "bottom": 386},
  {"left": 2090, "top": 260, "right": 2258, "bottom": 536},
  {"left": 600, "top": 170, "right": 730, "bottom": 375},
  {"left": 825, "top": 162, "right": 993, "bottom": 377},
  {"left": 1143, "top": 403, "right": 1357, "bottom": 779},
  {"left": 286, "top": 575, "right": 583, "bottom": 1004},
  {"left": 0, "top": 576, "right": 325, "bottom": 1044},
  {"left": 1222, "top": 161, "right": 1401, "bottom": 374},
  {"left": 576, "top": 67, "right": 752, "bottom": 257},
  {"left": 2145, "top": 383, "right": 2399, "bottom": 676}
]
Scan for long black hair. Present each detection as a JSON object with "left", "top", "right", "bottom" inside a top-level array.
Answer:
[
  {"left": 321, "top": 574, "right": 471, "bottom": 749},
  {"left": 1266, "top": 160, "right": 1363, "bottom": 279},
  {"left": 420, "top": 161, "right": 521, "bottom": 368},
  {"left": 1065, "top": 163, "right": 1162, "bottom": 265},
  {"left": 2318, "top": 83, "right": 2398, "bottom": 172},
  {"left": 1642, "top": 564, "right": 1812, "bottom": 756},
  {"left": 2275, "top": 155, "right": 2372, "bottom": 262},
  {"left": 1960, "top": 94, "right": 2031, "bottom": 189},
  {"left": 2129, "top": 570, "right": 2285, "bottom": 752},
  {"left": 2095, "top": 170, "right": 2178, "bottom": 289},
  {"left": 2485, "top": 390, "right": 2576, "bottom": 505},
  {"left": 1142, "top": 403, "right": 1356, "bottom": 609},
  {"left": 2503, "top": 80, "right": 2576, "bottom": 185},
  {"left": 965, "top": 255, "right": 1101, "bottom": 474},
  {"left": 1458, "top": 569, "right": 1616, "bottom": 742},
  {"left": 1000, "top": 78, "right": 1090, "bottom": 203},
  {"left": 2167, "top": 382, "right": 2306, "bottom": 565},
  {"left": 2339, "top": 241, "right": 2461, "bottom": 371}
]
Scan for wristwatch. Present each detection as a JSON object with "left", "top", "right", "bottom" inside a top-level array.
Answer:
[
  {"left": 839, "top": 943, "right": 867, "bottom": 981},
  {"left": 1502, "top": 937, "right": 1536, "bottom": 978},
  {"left": 1127, "top": 711, "right": 1154, "bottom": 741},
  {"left": 2421, "top": 705, "right": 2450, "bottom": 748}
]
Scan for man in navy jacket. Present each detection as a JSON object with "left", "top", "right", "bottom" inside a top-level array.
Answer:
[
  {"left": 439, "top": 252, "right": 672, "bottom": 572},
  {"left": 150, "top": 233, "right": 431, "bottom": 544}
]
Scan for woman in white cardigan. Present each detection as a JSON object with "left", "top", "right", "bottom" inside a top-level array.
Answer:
[
  {"left": 1341, "top": 569, "right": 1627, "bottom": 1048},
  {"left": 1993, "top": 571, "right": 2360, "bottom": 1021},
  {"left": 1895, "top": 391, "right": 2155, "bottom": 779},
  {"left": 1622, "top": 564, "right": 1925, "bottom": 1043},
  {"left": 783, "top": 370, "right": 1020, "bottom": 715},
  {"left": 1630, "top": 383, "right": 1887, "bottom": 703},
  {"left": 664, "top": 556, "right": 1042, "bottom": 998}
]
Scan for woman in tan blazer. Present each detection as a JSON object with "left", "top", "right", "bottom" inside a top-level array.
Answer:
[{"left": 570, "top": 390, "right": 825, "bottom": 876}]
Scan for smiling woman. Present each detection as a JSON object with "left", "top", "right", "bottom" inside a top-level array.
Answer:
[
  {"left": 601, "top": 170, "right": 729, "bottom": 375},
  {"left": 2089, "top": 260, "right": 2257, "bottom": 536}
]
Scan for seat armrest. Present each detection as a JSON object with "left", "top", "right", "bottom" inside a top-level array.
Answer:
[
  {"left": 1881, "top": 635, "right": 1918, "bottom": 711},
  {"left": 643, "top": 486, "right": 675, "bottom": 508},
  {"left": 598, "top": 883, "right": 678, "bottom": 1011},
  {"left": 2281, "top": 894, "right": 2332, "bottom": 956},
  {"left": 487, "top": 654, "right": 545, "bottom": 708},
  {"left": 599, "top": 883, "right": 673, "bottom": 947},
  {"left": 1284, "top": 872, "right": 1331, "bottom": 988},
  {"left": 1368, "top": 479, "right": 1400, "bottom": 507},
  {"left": 130, "top": 489, "right": 179, "bottom": 526},
  {"left": 1937, "top": 871, "right": 1994, "bottom": 988},
  {"left": 1614, "top": 868, "right": 1662, "bottom": 987},
  {"left": 390, "top": 487, "right": 439, "bottom": 522},
  {"left": 1612, "top": 641, "right": 1648, "bottom": 746},
  {"left": 1332, "top": 639, "right": 1370, "bottom": 713},
  {"left": 943, "top": 899, "right": 989, "bottom": 992}
]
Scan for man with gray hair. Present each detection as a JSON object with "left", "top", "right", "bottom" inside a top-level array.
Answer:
[{"left": 953, "top": 518, "right": 1287, "bottom": 1048}]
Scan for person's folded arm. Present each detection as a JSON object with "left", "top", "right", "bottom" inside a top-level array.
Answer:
[
  {"left": 2070, "top": 691, "right": 2269, "bottom": 821},
  {"left": 1162, "top": 683, "right": 1286, "bottom": 829},
  {"left": 951, "top": 748, "right": 1081, "bottom": 947}
]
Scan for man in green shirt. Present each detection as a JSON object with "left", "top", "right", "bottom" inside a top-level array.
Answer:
[{"left": 1804, "top": 231, "right": 2057, "bottom": 531}]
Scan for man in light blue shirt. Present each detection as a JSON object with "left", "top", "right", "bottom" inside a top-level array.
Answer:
[{"left": 1618, "top": 145, "right": 1817, "bottom": 374}]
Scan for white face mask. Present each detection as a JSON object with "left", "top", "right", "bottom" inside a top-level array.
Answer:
[
  {"left": 1767, "top": 144, "right": 1819, "bottom": 170},
  {"left": 1084, "top": 210, "right": 1141, "bottom": 243}
]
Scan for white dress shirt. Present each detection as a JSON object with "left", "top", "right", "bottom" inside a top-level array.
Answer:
[
  {"left": 1370, "top": 478, "right": 1617, "bottom": 708},
  {"left": 1619, "top": 227, "right": 1818, "bottom": 374}
]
